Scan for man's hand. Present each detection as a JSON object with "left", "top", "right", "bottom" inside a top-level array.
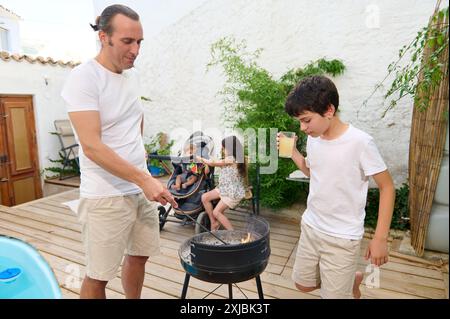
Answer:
[
  {"left": 140, "top": 174, "right": 178, "bottom": 208},
  {"left": 365, "top": 237, "right": 389, "bottom": 266}
]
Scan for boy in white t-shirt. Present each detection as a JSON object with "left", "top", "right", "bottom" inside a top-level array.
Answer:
[{"left": 283, "top": 75, "right": 395, "bottom": 299}]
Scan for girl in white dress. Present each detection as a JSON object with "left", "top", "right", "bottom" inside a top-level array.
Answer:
[{"left": 198, "top": 136, "right": 246, "bottom": 230}]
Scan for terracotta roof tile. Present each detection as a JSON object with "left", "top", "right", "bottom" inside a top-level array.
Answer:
[
  {"left": 0, "top": 5, "right": 21, "bottom": 19},
  {"left": 0, "top": 51, "right": 80, "bottom": 68}
]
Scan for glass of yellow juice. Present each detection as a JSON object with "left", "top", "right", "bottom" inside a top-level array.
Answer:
[{"left": 279, "top": 131, "right": 296, "bottom": 158}]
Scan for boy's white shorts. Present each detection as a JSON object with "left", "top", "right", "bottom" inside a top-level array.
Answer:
[{"left": 292, "top": 221, "right": 361, "bottom": 299}]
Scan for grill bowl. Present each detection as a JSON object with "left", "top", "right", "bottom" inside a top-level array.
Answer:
[{"left": 179, "top": 217, "right": 270, "bottom": 284}]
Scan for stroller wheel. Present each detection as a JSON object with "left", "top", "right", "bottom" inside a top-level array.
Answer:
[
  {"left": 195, "top": 212, "right": 211, "bottom": 234},
  {"left": 158, "top": 206, "right": 168, "bottom": 231}
]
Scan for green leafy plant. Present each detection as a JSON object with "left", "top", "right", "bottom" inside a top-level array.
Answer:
[
  {"left": 44, "top": 151, "right": 80, "bottom": 179},
  {"left": 208, "top": 37, "right": 345, "bottom": 208},
  {"left": 144, "top": 132, "right": 174, "bottom": 174},
  {"left": 363, "top": 6, "right": 449, "bottom": 116},
  {"left": 362, "top": 4, "right": 448, "bottom": 233},
  {"left": 365, "top": 183, "right": 410, "bottom": 230}
]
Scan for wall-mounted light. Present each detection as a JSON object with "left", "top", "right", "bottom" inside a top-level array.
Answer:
[{"left": 44, "top": 75, "right": 49, "bottom": 86}]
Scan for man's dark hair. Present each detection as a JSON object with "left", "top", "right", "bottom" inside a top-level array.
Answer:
[
  {"left": 90, "top": 4, "right": 139, "bottom": 36},
  {"left": 285, "top": 75, "right": 339, "bottom": 117}
]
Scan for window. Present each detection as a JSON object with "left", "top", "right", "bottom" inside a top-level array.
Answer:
[{"left": 0, "top": 27, "right": 9, "bottom": 51}]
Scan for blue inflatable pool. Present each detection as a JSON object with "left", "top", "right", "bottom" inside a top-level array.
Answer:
[{"left": 0, "top": 236, "right": 62, "bottom": 299}]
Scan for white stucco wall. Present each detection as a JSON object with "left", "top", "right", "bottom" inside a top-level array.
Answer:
[
  {"left": 125, "top": 0, "right": 437, "bottom": 186},
  {"left": 0, "top": 59, "right": 74, "bottom": 182},
  {"left": 0, "top": 11, "right": 21, "bottom": 53},
  {"left": 93, "top": 0, "right": 208, "bottom": 39}
]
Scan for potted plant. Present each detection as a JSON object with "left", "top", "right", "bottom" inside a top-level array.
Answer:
[{"left": 144, "top": 132, "right": 174, "bottom": 177}]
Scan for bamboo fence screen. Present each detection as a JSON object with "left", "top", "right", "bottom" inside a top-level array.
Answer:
[{"left": 409, "top": 3, "right": 449, "bottom": 256}]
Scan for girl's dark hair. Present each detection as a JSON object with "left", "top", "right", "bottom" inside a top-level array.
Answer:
[
  {"left": 90, "top": 4, "right": 139, "bottom": 35},
  {"left": 221, "top": 136, "right": 247, "bottom": 178},
  {"left": 285, "top": 75, "right": 339, "bottom": 117}
]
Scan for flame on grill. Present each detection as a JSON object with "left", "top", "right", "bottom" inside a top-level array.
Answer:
[{"left": 241, "top": 232, "right": 252, "bottom": 244}]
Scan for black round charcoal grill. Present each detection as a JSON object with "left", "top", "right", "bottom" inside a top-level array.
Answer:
[{"left": 178, "top": 216, "right": 270, "bottom": 299}]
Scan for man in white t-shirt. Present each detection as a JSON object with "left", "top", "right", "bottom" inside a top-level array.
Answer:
[
  {"left": 282, "top": 75, "right": 395, "bottom": 299},
  {"left": 61, "top": 4, "right": 177, "bottom": 299}
]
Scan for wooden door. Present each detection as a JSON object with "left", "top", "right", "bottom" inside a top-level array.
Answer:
[{"left": 0, "top": 95, "right": 42, "bottom": 206}]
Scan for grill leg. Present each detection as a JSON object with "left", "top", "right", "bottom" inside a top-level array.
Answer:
[
  {"left": 181, "top": 274, "right": 190, "bottom": 299},
  {"left": 228, "top": 284, "right": 233, "bottom": 299},
  {"left": 255, "top": 275, "right": 264, "bottom": 299}
]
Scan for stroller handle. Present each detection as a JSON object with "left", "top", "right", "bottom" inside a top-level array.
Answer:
[{"left": 147, "top": 154, "right": 197, "bottom": 163}]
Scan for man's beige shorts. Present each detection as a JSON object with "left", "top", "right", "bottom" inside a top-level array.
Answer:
[
  {"left": 292, "top": 221, "right": 361, "bottom": 299},
  {"left": 78, "top": 193, "right": 160, "bottom": 281}
]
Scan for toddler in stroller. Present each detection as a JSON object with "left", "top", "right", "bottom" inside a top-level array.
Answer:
[
  {"left": 156, "top": 132, "right": 217, "bottom": 233},
  {"left": 171, "top": 144, "right": 210, "bottom": 191}
]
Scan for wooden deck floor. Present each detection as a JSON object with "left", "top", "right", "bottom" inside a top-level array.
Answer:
[{"left": 1, "top": 189, "right": 448, "bottom": 299}]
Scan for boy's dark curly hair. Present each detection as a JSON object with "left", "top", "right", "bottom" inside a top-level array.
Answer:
[{"left": 285, "top": 75, "right": 339, "bottom": 117}]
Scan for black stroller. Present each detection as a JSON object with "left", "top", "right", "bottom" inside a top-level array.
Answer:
[
  {"left": 149, "top": 132, "right": 217, "bottom": 234},
  {"left": 148, "top": 131, "right": 260, "bottom": 234}
]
